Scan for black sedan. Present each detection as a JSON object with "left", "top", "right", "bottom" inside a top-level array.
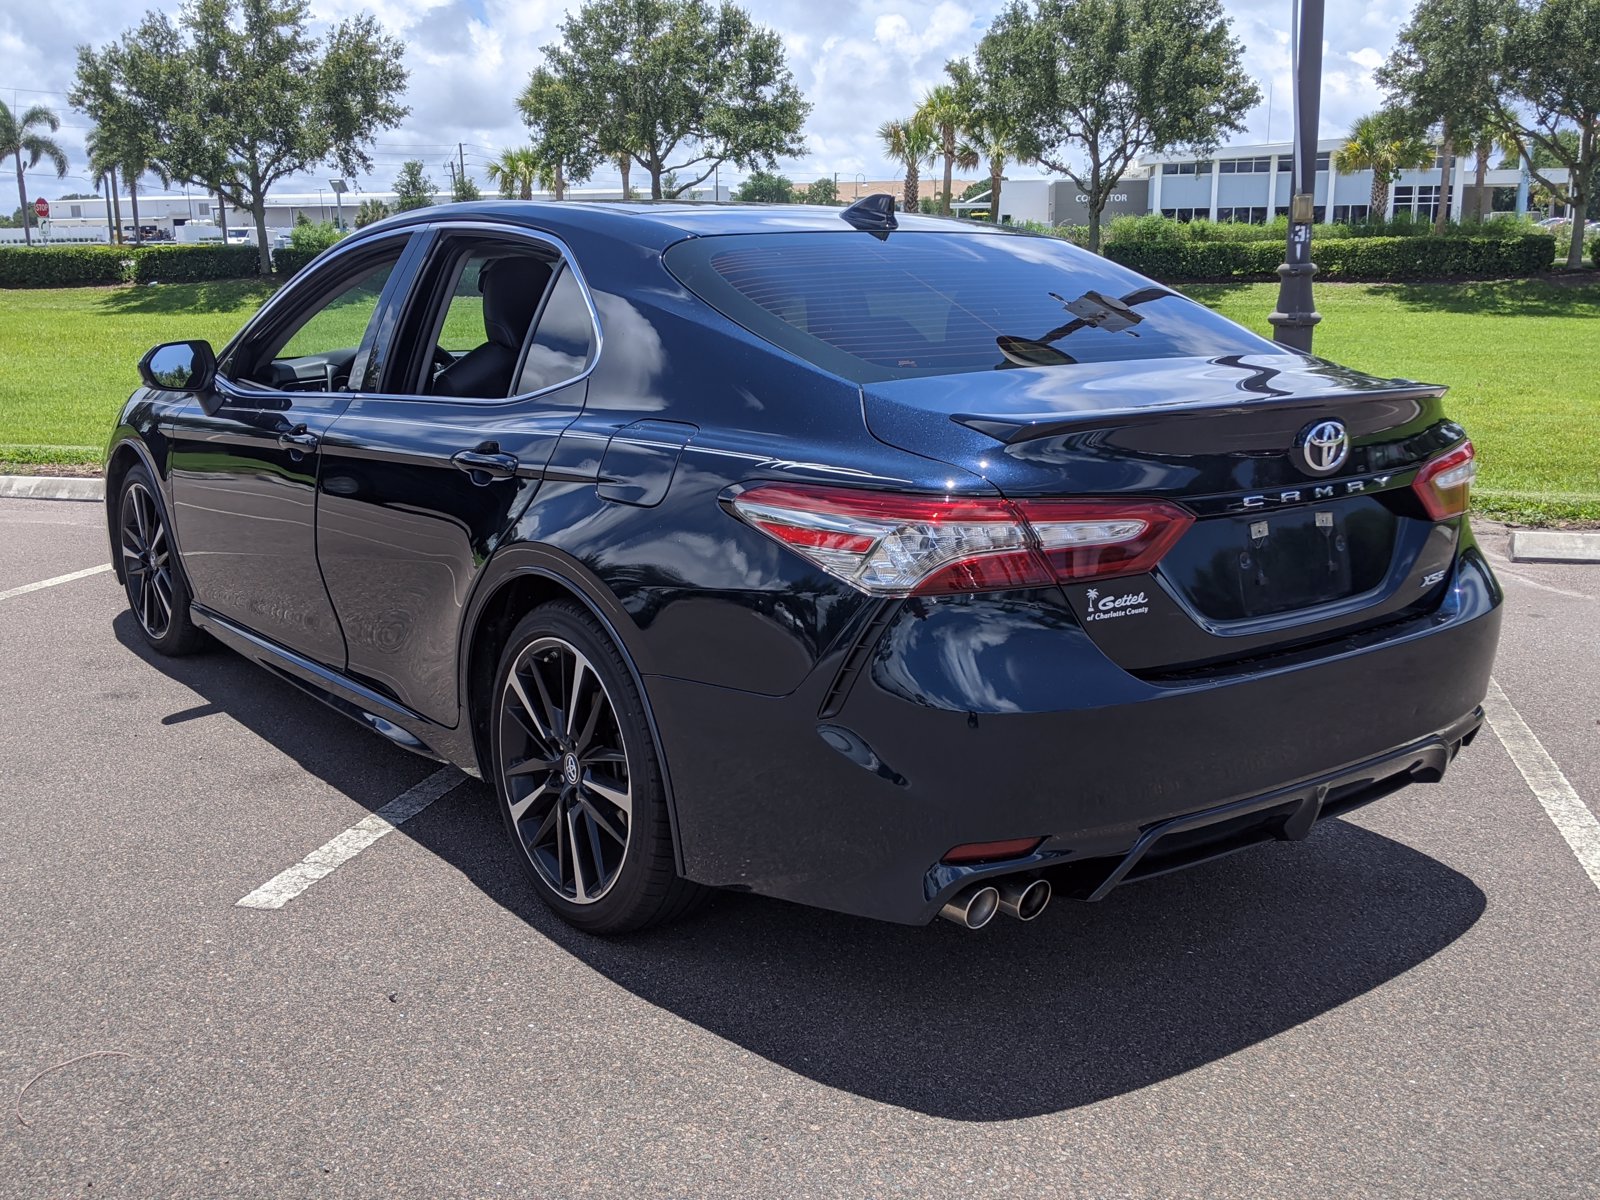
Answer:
[{"left": 105, "top": 197, "right": 1501, "bottom": 933}]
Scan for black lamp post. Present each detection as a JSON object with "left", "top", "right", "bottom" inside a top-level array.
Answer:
[{"left": 1268, "top": 0, "right": 1325, "bottom": 352}]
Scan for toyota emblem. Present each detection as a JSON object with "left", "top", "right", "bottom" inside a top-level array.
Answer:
[{"left": 1295, "top": 419, "right": 1350, "bottom": 476}]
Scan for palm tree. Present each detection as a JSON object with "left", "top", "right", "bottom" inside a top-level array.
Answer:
[
  {"left": 2, "top": 101, "right": 69, "bottom": 247},
  {"left": 878, "top": 116, "right": 937, "bottom": 214},
  {"left": 962, "top": 112, "right": 1018, "bottom": 224},
  {"left": 1332, "top": 112, "right": 1435, "bottom": 219},
  {"left": 485, "top": 147, "right": 551, "bottom": 201},
  {"left": 917, "top": 84, "right": 977, "bottom": 216},
  {"left": 86, "top": 128, "right": 123, "bottom": 245}
]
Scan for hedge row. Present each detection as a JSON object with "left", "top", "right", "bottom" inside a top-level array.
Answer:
[
  {"left": 0, "top": 243, "right": 263, "bottom": 288},
  {"left": 270, "top": 246, "right": 320, "bottom": 278},
  {"left": 1104, "top": 233, "right": 1557, "bottom": 282}
]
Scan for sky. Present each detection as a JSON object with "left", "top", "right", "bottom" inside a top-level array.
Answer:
[{"left": 3, "top": 0, "right": 1418, "bottom": 203}]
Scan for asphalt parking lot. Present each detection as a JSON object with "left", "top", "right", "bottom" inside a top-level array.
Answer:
[{"left": 2, "top": 495, "right": 1597, "bottom": 1199}]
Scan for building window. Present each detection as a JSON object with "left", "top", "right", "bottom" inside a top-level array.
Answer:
[
  {"left": 1162, "top": 163, "right": 1179, "bottom": 175},
  {"left": 1162, "top": 161, "right": 1211, "bottom": 176},
  {"left": 1314, "top": 151, "right": 1331, "bottom": 173},
  {"left": 1330, "top": 204, "right": 1372, "bottom": 223},
  {"left": 198, "top": 202, "right": 211, "bottom": 216},
  {"left": 1160, "top": 207, "right": 1199, "bottom": 220},
  {"left": 69, "top": 204, "right": 83, "bottom": 218},
  {"left": 1219, "top": 156, "right": 1274, "bottom": 175},
  {"left": 1218, "top": 159, "right": 1235, "bottom": 174}
]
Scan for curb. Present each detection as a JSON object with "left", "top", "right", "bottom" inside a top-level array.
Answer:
[
  {"left": 1508, "top": 529, "right": 1600, "bottom": 565},
  {"left": 0, "top": 475, "right": 106, "bottom": 502}
]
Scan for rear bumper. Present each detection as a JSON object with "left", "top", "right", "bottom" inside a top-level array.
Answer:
[{"left": 649, "top": 549, "right": 1502, "bottom": 924}]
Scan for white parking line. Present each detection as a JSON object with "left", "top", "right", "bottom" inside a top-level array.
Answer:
[
  {"left": 1484, "top": 678, "right": 1600, "bottom": 894},
  {"left": 0, "top": 563, "right": 112, "bottom": 603},
  {"left": 237, "top": 768, "right": 465, "bottom": 910},
  {"left": 1492, "top": 567, "right": 1595, "bottom": 602}
]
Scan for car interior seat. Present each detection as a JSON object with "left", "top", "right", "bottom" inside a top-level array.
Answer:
[{"left": 433, "top": 257, "right": 552, "bottom": 398}]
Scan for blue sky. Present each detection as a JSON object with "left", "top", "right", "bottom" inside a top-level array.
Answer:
[{"left": 4, "top": 0, "right": 1416, "bottom": 201}]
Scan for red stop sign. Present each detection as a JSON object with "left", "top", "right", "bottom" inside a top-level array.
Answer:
[{"left": 33, "top": 197, "right": 49, "bottom": 218}]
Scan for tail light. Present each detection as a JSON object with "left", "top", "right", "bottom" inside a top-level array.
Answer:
[
  {"left": 728, "top": 482, "right": 1193, "bottom": 596},
  {"left": 1411, "top": 440, "right": 1476, "bottom": 520}
]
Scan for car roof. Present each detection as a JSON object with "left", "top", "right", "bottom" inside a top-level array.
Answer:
[{"left": 362, "top": 199, "right": 1011, "bottom": 253}]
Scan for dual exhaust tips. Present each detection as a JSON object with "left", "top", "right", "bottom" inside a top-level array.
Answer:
[{"left": 938, "top": 877, "right": 1052, "bottom": 929}]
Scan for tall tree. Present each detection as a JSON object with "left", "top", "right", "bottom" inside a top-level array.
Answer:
[
  {"left": 1377, "top": 0, "right": 1510, "bottom": 231},
  {"left": 799, "top": 177, "right": 839, "bottom": 205},
  {"left": 917, "top": 82, "right": 977, "bottom": 215},
  {"left": 878, "top": 115, "right": 937, "bottom": 213},
  {"left": 732, "top": 171, "right": 794, "bottom": 202},
  {"left": 1333, "top": 110, "right": 1438, "bottom": 216},
  {"left": 85, "top": 127, "right": 124, "bottom": 244},
  {"left": 978, "top": 0, "right": 1259, "bottom": 252},
  {"left": 393, "top": 161, "right": 437, "bottom": 211},
  {"left": 946, "top": 56, "right": 1019, "bottom": 222},
  {"left": 77, "top": 0, "right": 408, "bottom": 273},
  {"left": 354, "top": 197, "right": 391, "bottom": 227},
  {"left": 450, "top": 170, "right": 482, "bottom": 203},
  {"left": 1, "top": 101, "right": 68, "bottom": 248},
  {"left": 518, "top": 66, "right": 596, "bottom": 201},
  {"left": 538, "top": 0, "right": 810, "bottom": 199},
  {"left": 1495, "top": 0, "right": 1600, "bottom": 266}
]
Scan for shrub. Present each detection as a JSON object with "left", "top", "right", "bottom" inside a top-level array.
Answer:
[
  {"left": 0, "top": 245, "right": 129, "bottom": 287},
  {"left": 289, "top": 221, "right": 343, "bottom": 253},
  {"left": 124, "top": 244, "right": 261, "bottom": 283},
  {"left": 0, "top": 242, "right": 261, "bottom": 287},
  {"left": 1103, "top": 233, "right": 1557, "bottom": 282},
  {"left": 271, "top": 246, "right": 322, "bottom": 277}
]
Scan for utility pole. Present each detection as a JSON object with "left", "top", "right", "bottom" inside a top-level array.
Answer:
[
  {"left": 458, "top": 143, "right": 466, "bottom": 194},
  {"left": 1269, "top": 0, "right": 1324, "bottom": 353}
]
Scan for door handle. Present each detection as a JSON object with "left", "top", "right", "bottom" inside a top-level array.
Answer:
[
  {"left": 451, "top": 449, "right": 519, "bottom": 481},
  {"left": 277, "top": 425, "right": 319, "bottom": 451}
]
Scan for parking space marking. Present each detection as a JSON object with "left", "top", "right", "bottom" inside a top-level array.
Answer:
[
  {"left": 0, "top": 563, "right": 112, "bottom": 603},
  {"left": 1491, "top": 567, "right": 1595, "bottom": 602},
  {"left": 236, "top": 768, "right": 465, "bottom": 910},
  {"left": 1485, "top": 678, "right": 1600, "bottom": 894}
]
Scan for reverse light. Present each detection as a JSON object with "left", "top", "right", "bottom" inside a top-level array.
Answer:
[
  {"left": 1411, "top": 441, "right": 1477, "bottom": 520},
  {"left": 728, "top": 483, "right": 1193, "bottom": 596}
]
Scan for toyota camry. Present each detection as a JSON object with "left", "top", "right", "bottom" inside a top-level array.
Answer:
[{"left": 104, "top": 196, "right": 1502, "bottom": 933}]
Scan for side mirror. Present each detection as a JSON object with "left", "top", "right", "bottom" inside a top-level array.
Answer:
[{"left": 138, "top": 340, "right": 216, "bottom": 393}]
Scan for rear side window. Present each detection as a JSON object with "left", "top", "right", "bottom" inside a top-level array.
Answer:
[
  {"left": 516, "top": 266, "right": 596, "bottom": 394},
  {"left": 665, "top": 231, "right": 1277, "bottom": 382}
]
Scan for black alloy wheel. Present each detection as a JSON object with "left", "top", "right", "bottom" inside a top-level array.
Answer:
[
  {"left": 491, "top": 603, "right": 702, "bottom": 933},
  {"left": 117, "top": 465, "right": 207, "bottom": 655}
]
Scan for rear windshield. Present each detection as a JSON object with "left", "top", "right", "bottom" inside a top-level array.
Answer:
[{"left": 665, "top": 230, "right": 1278, "bottom": 383}]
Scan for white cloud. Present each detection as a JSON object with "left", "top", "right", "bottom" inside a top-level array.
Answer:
[{"left": 5, "top": 0, "right": 1417, "bottom": 202}]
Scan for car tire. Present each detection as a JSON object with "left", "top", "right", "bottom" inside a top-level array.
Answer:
[
  {"left": 490, "top": 602, "right": 704, "bottom": 934},
  {"left": 117, "top": 464, "right": 208, "bottom": 656}
]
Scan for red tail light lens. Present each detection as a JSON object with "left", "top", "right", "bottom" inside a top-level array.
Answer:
[
  {"left": 729, "top": 483, "right": 1193, "bottom": 596},
  {"left": 1411, "top": 441, "right": 1476, "bottom": 520}
]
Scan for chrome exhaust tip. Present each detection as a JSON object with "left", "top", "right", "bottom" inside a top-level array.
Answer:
[
  {"left": 997, "top": 877, "right": 1051, "bottom": 922},
  {"left": 938, "top": 884, "right": 1000, "bottom": 930}
]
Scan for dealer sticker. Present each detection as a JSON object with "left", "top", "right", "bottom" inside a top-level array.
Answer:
[{"left": 1082, "top": 587, "right": 1150, "bottom": 622}]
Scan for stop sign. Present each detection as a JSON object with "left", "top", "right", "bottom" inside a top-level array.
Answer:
[{"left": 33, "top": 197, "right": 49, "bottom": 219}]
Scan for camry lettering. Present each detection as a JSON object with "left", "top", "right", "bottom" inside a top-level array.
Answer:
[{"left": 1240, "top": 475, "right": 1392, "bottom": 509}]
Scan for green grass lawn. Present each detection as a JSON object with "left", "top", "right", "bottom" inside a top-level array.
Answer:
[{"left": 2, "top": 276, "right": 1596, "bottom": 524}]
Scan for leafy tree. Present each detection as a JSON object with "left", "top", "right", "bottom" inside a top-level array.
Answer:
[
  {"left": 71, "top": 44, "right": 171, "bottom": 241},
  {"left": 1, "top": 101, "right": 68, "bottom": 247},
  {"left": 451, "top": 170, "right": 482, "bottom": 202},
  {"left": 978, "top": 0, "right": 1259, "bottom": 252},
  {"left": 538, "top": 0, "right": 810, "bottom": 199},
  {"left": 486, "top": 147, "right": 549, "bottom": 200},
  {"left": 1377, "top": 0, "right": 1510, "bottom": 229},
  {"left": 1333, "top": 111, "right": 1438, "bottom": 216},
  {"left": 733, "top": 170, "right": 794, "bottom": 202},
  {"left": 288, "top": 220, "right": 342, "bottom": 251},
  {"left": 518, "top": 66, "right": 595, "bottom": 200},
  {"left": 393, "top": 160, "right": 437, "bottom": 211},
  {"left": 917, "top": 82, "right": 978, "bottom": 215},
  {"left": 354, "top": 197, "right": 391, "bottom": 227},
  {"left": 1494, "top": 0, "right": 1600, "bottom": 266},
  {"left": 878, "top": 115, "right": 937, "bottom": 213},
  {"left": 946, "top": 56, "right": 1020, "bottom": 222},
  {"left": 77, "top": 0, "right": 409, "bottom": 273},
  {"left": 800, "top": 177, "right": 839, "bottom": 205}
]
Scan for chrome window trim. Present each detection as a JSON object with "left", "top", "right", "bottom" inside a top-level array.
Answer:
[{"left": 221, "top": 219, "right": 605, "bottom": 410}]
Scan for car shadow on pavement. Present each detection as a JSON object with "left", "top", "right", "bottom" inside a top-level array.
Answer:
[{"left": 118, "top": 612, "right": 1488, "bottom": 1123}]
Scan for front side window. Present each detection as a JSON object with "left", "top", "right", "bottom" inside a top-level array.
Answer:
[
  {"left": 232, "top": 240, "right": 408, "bottom": 392},
  {"left": 667, "top": 230, "right": 1277, "bottom": 383}
]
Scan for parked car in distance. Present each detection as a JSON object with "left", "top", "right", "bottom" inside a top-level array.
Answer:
[{"left": 104, "top": 197, "right": 1502, "bottom": 934}]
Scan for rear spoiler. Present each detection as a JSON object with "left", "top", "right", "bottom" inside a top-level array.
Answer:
[{"left": 952, "top": 381, "right": 1448, "bottom": 446}]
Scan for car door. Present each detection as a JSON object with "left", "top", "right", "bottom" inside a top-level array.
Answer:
[
  {"left": 314, "top": 223, "right": 599, "bottom": 726},
  {"left": 166, "top": 231, "right": 421, "bottom": 667}
]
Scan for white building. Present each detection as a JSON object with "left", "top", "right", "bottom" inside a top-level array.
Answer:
[{"left": 954, "top": 137, "right": 1572, "bottom": 228}]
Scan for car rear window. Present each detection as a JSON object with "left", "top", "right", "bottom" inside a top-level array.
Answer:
[{"left": 665, "top": 231, "right": 1278, "bottom": 382}]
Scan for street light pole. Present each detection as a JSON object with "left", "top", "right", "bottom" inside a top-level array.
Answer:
[{"left": 1269, "top": 0, "right": 1325, "bottom": 353}]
